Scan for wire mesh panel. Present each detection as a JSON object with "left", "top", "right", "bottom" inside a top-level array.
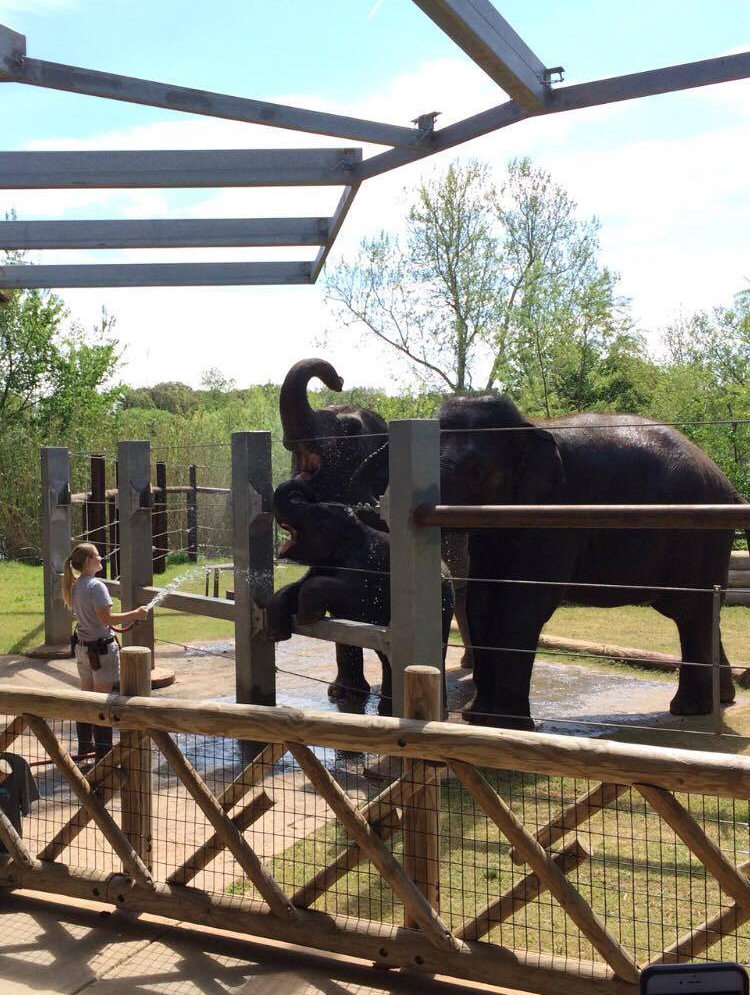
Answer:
[{"left": 2, "top": 697, "right": 750, "bottom": 992}]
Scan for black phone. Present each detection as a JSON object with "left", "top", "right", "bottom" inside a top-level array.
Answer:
[{"left": 642, "top": 963, "right": 749, "bottom": 995}]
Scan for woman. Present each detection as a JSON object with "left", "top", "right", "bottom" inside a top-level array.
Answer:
[{"left": 61, "top": 542, "right": 149, "bottom": 764}]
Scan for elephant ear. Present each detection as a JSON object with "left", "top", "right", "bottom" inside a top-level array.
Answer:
[{"left": 515, "top": 428, "right": 564, "bottom": 503}]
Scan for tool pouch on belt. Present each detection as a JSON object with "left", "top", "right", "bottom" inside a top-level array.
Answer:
[{"left": 87, "top": 644, "right": 101, "bottom": 671}]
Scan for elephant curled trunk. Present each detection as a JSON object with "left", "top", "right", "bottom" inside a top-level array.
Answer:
[{"left": 279, "top": 358, "right": 344, "bottom": 451}]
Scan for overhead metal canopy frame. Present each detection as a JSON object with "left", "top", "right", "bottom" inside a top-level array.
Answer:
[{"left": 0, "top": 1, "right": 749, "bottom": 291}]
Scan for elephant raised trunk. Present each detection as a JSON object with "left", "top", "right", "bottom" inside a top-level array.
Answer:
[{"left": 279, "top": 358, "right": 344, "bottom": 451}]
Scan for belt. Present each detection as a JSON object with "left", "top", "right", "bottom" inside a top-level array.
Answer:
[{"left": 73, "top": 633, "right": 117, "bottom": 650}]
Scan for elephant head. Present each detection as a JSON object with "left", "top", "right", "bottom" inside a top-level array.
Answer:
[
  {"left": 279, "top": 358, "right": 387, "bottom": 503},
  {"left": 0, "top": 290, "right": 10, "bottom": 307},
  {"left": 438, "top": 394, "right": 564, "bottom": 505},
  {"left": 273, "top": 478, "right": 372, "bottom": 567}
]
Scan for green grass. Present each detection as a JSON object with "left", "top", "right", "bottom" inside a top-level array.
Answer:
[
  {"left": 2, "top": 560, "right": 749, "bottom": 677},
  {"left": 0, "top": 557, "right": 304, "bottom": 654},
  {"left": 229, "top": 771, "right": 750, "bottom": 964},
  {"left": 447, "top": 604, "right": 750, "bottom": 680}
]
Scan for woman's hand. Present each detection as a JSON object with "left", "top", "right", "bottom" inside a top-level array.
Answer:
[{"left": 133, "top": 606, "right": 149, "bottom": 621}]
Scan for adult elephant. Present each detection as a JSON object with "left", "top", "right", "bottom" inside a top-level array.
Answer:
[
  {"left": 267, "top": 478, "right": 454, "bottom": 714},
  {"left": 438, "top": 393, "right": 744, "bottom": 730},
  {"left": 279, "top": 358, "right": 387, "bottom": 699}
]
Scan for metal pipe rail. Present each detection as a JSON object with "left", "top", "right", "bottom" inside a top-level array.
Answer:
[
  {"left": 101, "top": 578, "right": 388, "bottom": 650},
  {"left": 414, "top": 504, "right": 750, "bottom": 530}
]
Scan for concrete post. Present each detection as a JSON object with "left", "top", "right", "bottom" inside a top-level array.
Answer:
[
  {"left": 388, "top": 420, "right": 443, "bottom": 717},
  {"left": 29, "top": 447, "right": 72, "bottom": 658},
  {"left": 118, "top": 441, "right": 154, "bottom": 658},
  {"left": 232, "top": 431, "right": 275, "bottom": 709}
]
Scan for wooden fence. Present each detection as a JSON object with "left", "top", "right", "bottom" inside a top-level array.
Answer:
[{"left": 1, "top": 650, "right": 750, "bottom": 994}]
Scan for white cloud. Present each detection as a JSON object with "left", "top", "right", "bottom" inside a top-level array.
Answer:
[{"left": 3, "top": 55, "right": 750, "bottom": 386}]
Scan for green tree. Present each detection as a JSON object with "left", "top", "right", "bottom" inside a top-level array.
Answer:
[
  {"left": 325, "top": 157, "right": 628, "bottom": 404},
  {"left": 326, "top": 160, "right": 502, "bottom": 391},
  {"left": 656, "top": 293, "right": 750, "bottom": 495},
  {"left": 0, "top": 279, "right": 120, "bottom": 558}
]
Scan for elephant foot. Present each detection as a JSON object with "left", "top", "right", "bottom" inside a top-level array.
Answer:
[
  {"left": 328, "top": 677, "right": 370, "bottom": 701},
  {"left": 458, "top": 650, "right": 473, "bottom": 672},
  {"left": 462, "top": 699, "right": 535, "bottom": 731},
  {"left": 669, "top": 690, "right": 712, "bottom": 716},
  {"left": 721, "top": 675, "right": 736, "bottom": 705}
]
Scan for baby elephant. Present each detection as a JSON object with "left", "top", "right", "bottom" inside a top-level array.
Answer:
[{"left": 267, "top": 478, "right": 454, "bottom": 713}]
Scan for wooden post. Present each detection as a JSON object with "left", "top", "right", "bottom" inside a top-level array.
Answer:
[
  {"left": 388, "top": 420, "right": 444, "bottom": 717},
  {"left": 403, "top": 665, "right": 442, "bottom": 928},
  {"left": 187, "top": 463, "right": 198, "bottom": 562},
  {"left": 118, "top": 441, "right": 154, "bottom": 658},
  {"left": 30, "top": 447, "right": 72, "bottom": 658},
  {"left": 119, "top": 645, "right": 153, "bottom": 871},
  {"left": 712, "top": 585, "right": 722, "bottom": 736},
  {"left": 90, "top": 454, "right": 107, "bottom": 577},
  {"left": 231, "top": 432, "right": 275, "bottom": 712},
  {"left": 108, "top": 459, "right": 120, "bottom": 578},
  {"left": 153, "top": 461, "right": 167, "bottom": 574}
]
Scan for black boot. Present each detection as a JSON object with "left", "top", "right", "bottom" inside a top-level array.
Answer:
[
  {"left": 93, "top": 725, "right": 113, "bottom": 763},
  {"left": 76, "top": 722, "right": 94, "bottom": 760}
]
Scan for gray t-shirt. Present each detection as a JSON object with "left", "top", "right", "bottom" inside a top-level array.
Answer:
[{"left": 72, "top": 575, "right": 113, "bottom": 641}]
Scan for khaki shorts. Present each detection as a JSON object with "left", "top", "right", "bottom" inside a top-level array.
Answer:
[{"left": 74, "top": 641, "right": 120, "bottom": 689}]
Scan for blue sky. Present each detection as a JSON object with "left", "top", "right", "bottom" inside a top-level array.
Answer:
[{"left": 1, "top": 0, "right": 749, "bottom": 389}]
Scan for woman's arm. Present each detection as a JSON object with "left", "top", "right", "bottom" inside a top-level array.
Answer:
[{"left": 95, "top": 605, "right": 149, "bottom": 626}]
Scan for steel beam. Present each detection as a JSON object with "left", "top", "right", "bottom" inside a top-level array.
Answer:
[
  {"left": 0, "top": 217, "right": 329, "bottom": 249},
  {"left": 0, "top": 24, "right": 24, "bottom": 77},
  {"left": 0, "top": 261, "right": 313, "bottom": 288},
  {"left": 410, "top": 0, "right": 548, "bottom": 110},
  {"left": 547, "top": 50, "right": 750, "bottom": 113},
  {"left": 356, "top": 49, "right": 750, "bottom": 181},
  {"left": 0, "top": 148, "right": 361, "bottom": 189},
  {"left": 310, "top": 184, "right": 360, "bottom": 282},
  {"left": 4, "top": 53, "right": 424, "bottom": 149}
]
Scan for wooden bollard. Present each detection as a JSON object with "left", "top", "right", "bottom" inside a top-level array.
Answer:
[
  {"left": 403, "top": 665, "right": 442, "bottom": 927},
  {"left": 119, "top": 646, "right": 153, "bottom": 871}
]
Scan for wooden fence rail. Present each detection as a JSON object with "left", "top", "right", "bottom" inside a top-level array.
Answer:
[{"left": 1, "top": 664, "right": 750, "bottom": 994}]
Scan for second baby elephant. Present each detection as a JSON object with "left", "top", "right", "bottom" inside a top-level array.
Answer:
[{"left": 266, "top": 478, "right": 454, "bottom": 714}]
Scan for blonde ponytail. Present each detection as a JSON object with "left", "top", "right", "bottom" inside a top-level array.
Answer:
[{"left": 60, "top": 542, "right": 99, "bottom": 610}]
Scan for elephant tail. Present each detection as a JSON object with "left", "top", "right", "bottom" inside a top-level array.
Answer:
[{"left": 732, "top": 492, "right": 750, "bottom": 554}]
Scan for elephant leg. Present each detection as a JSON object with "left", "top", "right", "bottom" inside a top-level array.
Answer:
[
  {"left": 671, "top": 612, "right": 714, "bottom": 716},
  {"left": 292, "top": 576, "right": 369, "bottom": 701},
  {"left": 266, "top": 580, "right": 303, "bottom": 642},
  {"left": 463, "top": 534, "right": 567, "bottom": 731},
  {"left": 453, "top": 581, "right": 473, "bottom": 671},
  {"left": 463, "top": 585, "right": 552, "bottom": 731},
  {"left": 442, "top": 531, "right": 472, "bottom": 669},
  {"left": 376, "top": 652, "right": 392, "bottom": 716},
  {"left": 330, "top": 644, "right": 369, "bottom": 700},
  {"left": 720, "top": 642, "right": 736, "bottom": 704}
]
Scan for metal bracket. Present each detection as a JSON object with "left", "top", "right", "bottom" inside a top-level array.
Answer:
[
  {"left": 543, "top": 66, "right": 565, "bottom": 85},
  {"left": 250, "top": 600, "right": 267, "bottom": 636},
  {"left": 378, "top": 485, "right": 390, "bottom": 528},
  {"left": 248, "top": 483, "right": 264, "bottom": 522},
  {"left": 0, "top": 25, "right": 26, "bottom": 79},
  {"left": 412, "top": 111, "right": 440, "bottom": 139},
  {"left": 127, "top": 482, "right": 153, "bottom": 514},
  {"left": 48, "top": 480, "right": 71, "bottom": 510}
]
